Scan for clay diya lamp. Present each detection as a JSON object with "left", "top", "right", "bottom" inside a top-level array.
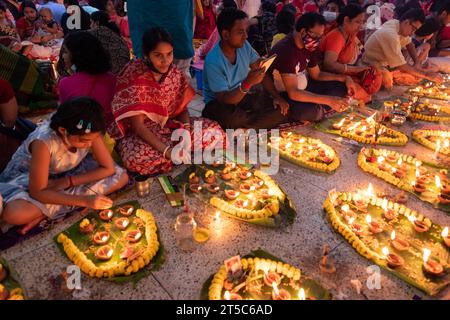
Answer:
[
  {"left": 386, "top": 154, "right": 399, "bottom": 163},
  {"left": 417, "top": 175, "right": 431, "bottom": 184},
  {"left": 440, "top": 184, "right": 450, "bottom": 196},
  {"left": 239, "top": 183, "right": 253, "bottom": 194},
  {"left": 204, "top": 171, "right": 217, "bottom": 184},
  {"left": 318, "top": 149, "right": 326, "bottom": 157},
  {"left": 188, "top": 173, "right": 200, "bottom": 184},
  {"left": 221, "top": 170, "right": 233, "bottom": 181},
  {"left": 383, "top": 208, "right": 398, "bottom": 221},
  {"left": 189, "top": 183, "right": 202, "bottom": 193},
  {"left": 351, "top": 223, "right": 364, "bottom": 236},
  {"left": 119, "top": 246, "right": 135, "bottom": 260},
  {"left": 224, "top": 189, "right": 240, "bottom": 200},
  {"left": 272, "top": 283, "right": 291, "bottom": 300},
  {"left": 206, "top": 183, "right": 220, "bottom": 194},
  {"left": 251, "top": 177, "right": 265, "bottom": 189},
  {"left": 442, "top": 227, "right": 450, "bottom": 248},
  {"left": 260, "top": 189, "right": 272, "bottom": 199},
  {"left": 418, "top": 166, "right": 428, "bottom": 175},
  {"left": 322, "top": 156, "right": 333, "bottom": 164},
  {"left": 290, "top": 149, "right": 303, "bottom": 158},
  {"left": 263, "top": 271, "right": 281, "bottom": 287},
  {"left": 413, "top": 219, "right": 430, "bottom": 233},
  {"left": 0, "top": 263, "right": 8, "bottom": 283},
  {"left": 386, "top": 252, "right": 405, "bottom": 268},
  {"left": 124, "top": 230, "right": 142, "bottom": 243},
  {"left": 366, "top": 215, "right": 383, "bottom": 234},
  {"left": 114, "top": 217, "right": 130, "bottom": 231},
  {"left": 95, "top": 245, "right": 114, "bottom": 261},
  {"left": 234, "top": 199, "right": 249, "bottom": 209},
  {"left": 438, "top": 193, "right": 450, "bottom": 204},
  {"left": 93, "top": 231, "right": 110, "bottom": 245},
  {"left": 0, "top": 284, "right": 10, "bottom": 301},
  {"left": 119, "top": 205, "right": 134, "bottom": 217},
  {"left": 99, "top": 209, "right": 114, "bottom": 222},
  {"left": 225, "top": 162, "right": 237, "bottom": 170},
  {"left": 332, "top": 118, "right": 346, "bottom": 130},
  {"left": 353, "top": 198, "right": 368, "bottom": 212},
  {"left": 212, "top": 160, "right": 222, "bottom": 168},
  {"left": 239, "top": 170, "right": 252, "bottom": 180},
  {"left": 378, "top": 161, "right": 390, "bottom": 172},
  {"left": 224, "top": 291, "right": 243, "bottom": 300},
  {"left": 223, "top": 279, "right": 234, "bottom": 291},
  {"left": 423, "top": 250, "right": 444, "bottom": 276},
  {"left": 393, "top": 168, "right": 407, "bottom": 179},
  {"left": 390, "top": 231, "right": 409, "bottom": 251},
  {"left": 413, "top": 182, "right": 427, "bottom": 194},
  {"left": 79, "top": 219, "right": 94, "bottom": 234},
  {"left": 280, "top": 131, "right": 292, "bottom": 139}
]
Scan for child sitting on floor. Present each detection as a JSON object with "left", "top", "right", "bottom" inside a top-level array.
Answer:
[
  {"left": 35, "top": 7, "right": 63, "bottom": 47},
  {"left": 0, "top": 97, "right": 129, "bottom": 235}
]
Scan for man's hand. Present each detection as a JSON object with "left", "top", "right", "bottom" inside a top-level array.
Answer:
[
  {"left": 344, "top": 76, "right": 357, "bottom": 96},
  {"left": 325, "top": 96, "right": 348, "bottom": 112},
  {"left": 245, "top": 66, "right": 266, "bottom": 87},
  {"left": 425, "top": 72, "right": 443, "bottom": 84},
  {"left": 273, "top": 96, "right": 290, "bottom": 116},
  {"left": 250, "top": 58, "right": 264, "bottom": 70}
]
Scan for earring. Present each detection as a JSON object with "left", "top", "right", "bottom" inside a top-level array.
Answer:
[
  {"left": 85, "top": 123, "right": 91, "bottom": 134},
  {"left": 76, "top": 120, "right": 84, "bottom": 130}
]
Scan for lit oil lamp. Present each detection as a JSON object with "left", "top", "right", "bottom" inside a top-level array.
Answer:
[
  {"left": 271, "top": 282, "right": 291, "bottom": 300},
  {"left": 252, "top": 177, "right": 265, "bottom": 189},
  {"left": 212, "top": 159, "right": 222, "bottom": 168},
  {"left": 386, "top": 153, "right": 399, "bottom": 163},
  {"left": 349, "top": 217, "right": 364, "bottom": 236},
  {"left": 239, "top": 183, "right": 253, "bottom": 194},
  {"left": 263, "top": 269, "right": 281, "bottom": 287},
  {"left": 224, "top": 189, "right": 240, "bottom": 200},
  {"left": 434, "top": 140, "right": 441, "bottom": 158},
  {"left": 204, "top": 171, "right": 217, "bottom": 184},
  {"left": 366, "top": 214, "right": 383, "bottom": 234},
  {"left": 441, "top": 227, "right": 450, "bottom": 248},
  {"left": 125, "top": 230, "right": 142, "bottom": 243},
  {"left": 119, "top": 205, "right": 134, "bottom": 217},
  {"left": 119, "top": 246, "right": 135, "bottom": 260},
  {"left": 390, "top": 230, "right": 409, "bottom": 251},
  {"left": 206, "top": 183, "right": 221, "bottom": 194},
  {"left": 234, "top": 199, "right": 249, "bottom": 208},
  {"left": 408, "top": 215, "right": 430, "bottom": 233},
  {"left": 422, "top": 249, "right": 444, "bottom": 276},
  {"left": 377, "top": 156, "right": 389, "bottom": 171},
  {"left": 332, "top": 118, "right": 346, "bottom": 130},
  {"left": 280, "top": 131, "right": 292, "bottom": 139},
  {"left": 114, "top": 217, "right": 130, "bottom": 231},
  {"left": 188, "top": 173, "right": 200, "bottom": 184},
  {"left": 260, "top": 189, "right": 273, "bottom": 199},
  {"left": 95, "top": 245, "right": 114, "bottom": 261},
  {"left": 79, "top": 218, "right": 94, "bottom": 234},
  {"left": 298, "top": 288, "right": 306, "bottom": 300},
  {"left": 355, "top": 125, "right": 367, "bottom": 136},
  {"left": 382, "top": 247, "right": 404, "bottom": 268},
  {"left": 353, "top": 193, "right": 368, "bottom": 212},
  {"left": 382, "top": 199, "right": 397, "bottom": 221},
  {"left": 99, "top": 209, "right": 113, "bottom": 222},
  {"left": 189, "top": 183, "right": 202, "bottom": 193},
  {"left": 225, "top": 162, "right": 237, "bottom": 170},
  {"left": 340, "top": 204, "right": 356, "bottom": 222},
  {"left": 412, "top": 180, "right": 427, "bottom": 194},
  {"left": 224, "top": 290, "right": 242, "bottom": 300},
  {"left": 239, "top": 170, "right": 252, "bottom": 180},
  {"left": 93, "top": 231, "right": 110, "bottom": 245},
  {"left": 221, "top": 169, "right": 233, "bottom": 181}
]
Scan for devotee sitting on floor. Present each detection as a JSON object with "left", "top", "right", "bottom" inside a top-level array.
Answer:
[
  {"left": 247, "top": 0, "right": 277, "bottom": 57},
  {"left": 426, "top": 1, "right": 450, "bottom": 69},
  {"left": 0, "top": 2, "right": 21, "bottom": 50},
  {"left": 109, "top": 27, "right": 224, "bottom": 176},
  {"left": 320, "top": 4, "right": 382, "bottom": 103},
  {"left": 0, "top": 97, "right": 128, "bottom": 235},
  {"left": 271, "top": 5, "right": 295, "bottom": 48},
  {"left": 202, "top": 8, "right": 288, "bottom": 130},
  {"left": 362, "top": 8, "right": 442, "bottom": 89},
  {"left": 263, "top": 12, "right": 356, "bottom": 123}
]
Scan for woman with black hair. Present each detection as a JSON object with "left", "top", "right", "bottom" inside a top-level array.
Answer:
[
  {"left": 15, "top": 0, "right": 39, "bottom": 40},
  {"left": 61, "top": 0, "right": 91, "bottom": 34},
  {"left": 109, "top": 27, "right": 224, "bottom": 176},
  {"left": 0, "top": 97, "right": 128, "bottom": 235},
  {"left": 58, "top": 31, "right": 117, "bottom": 128},
  {"left": 248, "top": 0, "right": 278, "bottom": 56},
  {"left": 320, "top": 4, "right": 382, "bottom": 102},
  {"left": 271, "top": 7, "right": 295, "bottom": 47}
]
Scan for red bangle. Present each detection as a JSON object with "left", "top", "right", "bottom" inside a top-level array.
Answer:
[{"left": 241, "top": 80, "right": 251, "bottom": 90}]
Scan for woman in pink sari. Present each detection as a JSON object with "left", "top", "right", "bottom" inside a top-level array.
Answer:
[{"left": 109, "top": 28, "right": 224, "bottom": 175}]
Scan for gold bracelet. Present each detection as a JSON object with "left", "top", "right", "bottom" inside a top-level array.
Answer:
[{"left": 163, "top": 145, "right": 171, "bottom": 159}]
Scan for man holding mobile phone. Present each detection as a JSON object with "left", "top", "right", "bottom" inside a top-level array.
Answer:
[{"left": 202, "top": 8, "right": 288, "bottom": 130}]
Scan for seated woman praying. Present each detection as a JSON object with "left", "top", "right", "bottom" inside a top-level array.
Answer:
[
  {"left": 109, "top": 27, "right": 224, "bottom": 176},
  {"left": 0, "top": 97, "right": 129, "bottom": 235}
]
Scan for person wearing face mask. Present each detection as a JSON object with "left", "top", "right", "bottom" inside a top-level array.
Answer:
[
  {"left": 263, "top": 13, "right": 357, "bottom": 123},
  {"left": 0, "top": 97, "right": 128, "bottom": 235},
  {"left": 320, "top": 4, "right": 382, "bottom": 103},
  {"left": 322, "top": 0, "right": 344, "bottom": 34},
  {"left": 363, "top": 8, "right": 442, "bottom": 89},
  {"left": 109, "top": 27, "right": 224, "bottom": 176},
  {"left": 58, "top": 31, "right": 117, "bottom": 130}
]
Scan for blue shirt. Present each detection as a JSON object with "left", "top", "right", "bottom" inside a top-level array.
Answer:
[
  {"left": 127, "top": 0, "right": 194, "bottom": 60},
  {"left": 203, "top": 41, "right": 259, "bottom": 104},
  {"left": 39, "top": 2, "right": 66, "bottom": 25}
]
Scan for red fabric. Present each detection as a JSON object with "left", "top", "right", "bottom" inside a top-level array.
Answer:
[
  {"left": 15, "top": 16, "right": 36, "bottom": 39},
  {"left": 194, "top": 6, "right": 216, "bottom": 40},
  {"left": 441, "top": 25, "right": 450, "bottom": 41},
  {"left": 109, "top": 59, "right": 195, "bottom": 140},
  {"left": 0, "top": 79, "right": 14, "bottom": 103},
  {"left": 303, "top": 1, "right": 319, "bottom": 13}
]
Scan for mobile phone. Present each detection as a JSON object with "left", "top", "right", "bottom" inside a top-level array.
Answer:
[{"left": 260, "top": 54, "right": 277, "bottom": 72}]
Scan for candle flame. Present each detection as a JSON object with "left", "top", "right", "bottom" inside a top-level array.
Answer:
[
  {"left": 391, "top": 230, "right": 396, "bottom": 241},
  {"left": 224, "top": 291, "right": 230, "bottom": 300},
  {"left": 272, "top": 282, "right": 280, "bottom": 296},
  {"left": 286, "top": 142, "right": 293, "bottom": 149},
  {"left": 436, "top": 140, "right": 442, "bottom": 152},
  {"left": 397, "top": 158, "right": 402, "bottom": 166},
  {"left": 299, "top": 288, "right": 306, "bottom": 300},
  {"left": 382, "top": 247, "right": 389, "bottom": 256},
  {"left": 297, "top": 150, "right": 303, "bottom": 156},
  {"left": 423, "top": 248, "right": 431, "bottom": 263},
  {"left": 243, "top": 200, "right": 249, "bottom": 207},
  {"left": 377, "top": 156, "right": 385, "bottom": 164},
  {"left": 408, "top": 215, "right": 416, "bottom": 224},
  {"left": 442, "top": 227, "right": 449, "bottom": 238},
  {"left": 300, "top": 138, "right": 306, "bottom": 144},
  {"left": 348, "top": 217, "right": 355, "bottom": 225},
  {"left": 347, "top": 121, "right": 360, "bottom": 132},
  {"left": 122, "top": 220, "right": 129, "bottom": 228},
  {"left": 445, "top": 140, "right": 449, "bottom": 149},
  {"left": 415, "top": 161, "right": 421, "bottom": 168},
  {"left": 107, "top": 248, "right": 113, "bottom": 258},
  {"left": 215, "top": 211, "right": 220, "bottom": 221},
  {"left": 336, "top": 118, "right": 345, "bottom": 127},
  {"left": 134, "top": 231, "right": 142, "bottom": 241},
  {"left": 367, "top": 113, "right": 376, "bottom": 123},
  {"left": 366, "top": 183, "right": 374, "bottom": 197},
  {"left": 341, "top": 204, "right": 349, "bottom": 213},
  {"left": 366, "top": 214, "right": 372, "bottom": 225},
  {"left": 127, "top": 208, "right": 133, "bottom": 215},
  {"left": 415, "top": 168, "right": 420, "bottom": 178},
  {"left": 102, "top": 236, "right": 108, "bottom": 242},
  {"left": 382, "top": 198, "right": 388, "bottom": 211},
  {"left": 250, "top": 186, "right": 256, "bottom": 191},
  {"left": 435, "top": 175, "right": 442, "bottom": 189}
]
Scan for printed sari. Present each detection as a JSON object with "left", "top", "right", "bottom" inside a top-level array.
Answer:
[{"left": 110, "top": 59, "right": 224, "bottom": 175}]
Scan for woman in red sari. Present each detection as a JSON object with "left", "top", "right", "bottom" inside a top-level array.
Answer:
[{"left": 109, "top": 27, "right": 224, "bottom": 175}]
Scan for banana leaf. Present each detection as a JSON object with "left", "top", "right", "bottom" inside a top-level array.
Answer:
[
  {"left": 324, "top": 192, "right": 450, "bottom": 296},
  {"left": 0, "top": 257, "right": 25, "bottom": 299},
  {"left": 54, "top": 200, "right": 165, "bottom": 286},
  {"left": 200, "top": 249, "right": 331, "bottom": 300},
  {"left": 358, "top": 148, "right": 450, "bottom": 214},
  {"left": 174, "top": 164, "right": 297, "bottom": 228}
]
